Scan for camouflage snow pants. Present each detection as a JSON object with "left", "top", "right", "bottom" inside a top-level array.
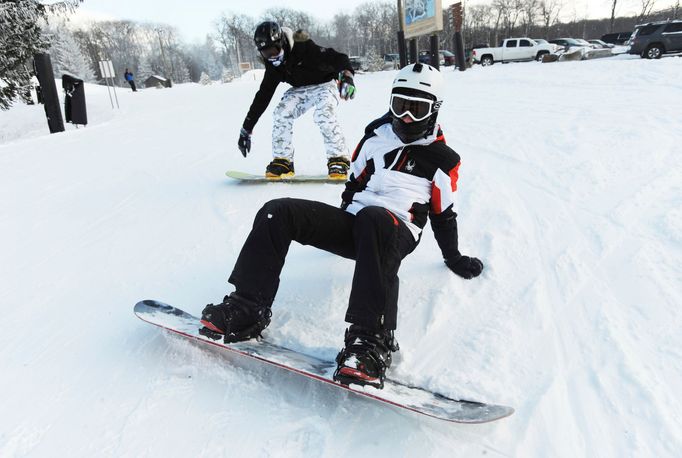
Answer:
[{"left": 271, "top": 81, "right": 347, "bottom": 160}]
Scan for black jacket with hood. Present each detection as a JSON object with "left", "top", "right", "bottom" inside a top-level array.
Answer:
[{"left": 242, "top": 28, "right": 354, "bottom": 132}]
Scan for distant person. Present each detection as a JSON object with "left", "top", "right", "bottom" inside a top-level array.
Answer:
[
  {"left": 201, "top": 63, "right": 483, "bottom": 389},
  {"left": 237, "top": 21, "right": 356, "bottom": 180},
  {"left": 124, "top": 68, "right": 137, "bottom": 92}
]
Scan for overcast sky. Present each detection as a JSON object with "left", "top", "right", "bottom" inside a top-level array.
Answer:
[{"left": 75, "top": 0, "right": 678, "bottom": 42}]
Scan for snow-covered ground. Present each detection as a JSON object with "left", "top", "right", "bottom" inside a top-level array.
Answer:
[{"left": 1, "top": 55, "right": 681, "bottom": 457}]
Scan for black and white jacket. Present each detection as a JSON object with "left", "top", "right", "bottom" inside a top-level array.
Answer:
[{"left": 342, "top": 114, "right": 463, "bottom": 261}]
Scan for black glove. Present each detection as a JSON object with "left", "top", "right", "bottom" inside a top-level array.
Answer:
[
  {"left": 238, "top": 128, "right": 251, "bottom": 157},
  {"left": 445, "top": 255, "right": 484, "bottom": 279},
  {"left": 338, "top": 71, "right": 356, "bottom": 100}
]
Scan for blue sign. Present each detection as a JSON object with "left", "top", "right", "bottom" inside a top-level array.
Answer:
[{"left": 405, "top": 0, "right": 436, "bottom": 25}]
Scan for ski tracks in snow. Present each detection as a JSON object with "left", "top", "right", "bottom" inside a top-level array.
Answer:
[{"left": 461, "top": 100, "right": 682, "bottom": 455}]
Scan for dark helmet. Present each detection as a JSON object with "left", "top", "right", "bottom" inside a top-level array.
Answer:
[{"left": 254, "top": 21, "right": 283, "bottom": 51}]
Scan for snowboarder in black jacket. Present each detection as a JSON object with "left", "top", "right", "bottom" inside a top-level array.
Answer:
[
  {"left": 204, "top": 63, "right": 483, "bottom": 389},
  {"left": 237, "top": 21, "right": 356, "bottom": 180}
]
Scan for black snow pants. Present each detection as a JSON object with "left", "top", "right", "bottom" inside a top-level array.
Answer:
[{"left": 228, "top": 198, "right": 418, "bottom": 330}]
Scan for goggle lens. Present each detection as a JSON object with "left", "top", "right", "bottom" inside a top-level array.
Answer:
[
  {"left": 390, "top": 94, "right": 434, "bottom": 121},
  {"left": 260, "top": 45, "right": 282, "bottom": 59}
]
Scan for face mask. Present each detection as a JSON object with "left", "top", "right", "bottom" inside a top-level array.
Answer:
[{"left": 268, "top": 49, "right": 284, "bottom": 67}]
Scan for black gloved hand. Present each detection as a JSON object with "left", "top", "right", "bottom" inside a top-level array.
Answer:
[
  {"left": 238, "top": 128, "right": 251, "bottom": 157},
  {"left": 445, "top": 255, "right": 484, "bottom": 279}
]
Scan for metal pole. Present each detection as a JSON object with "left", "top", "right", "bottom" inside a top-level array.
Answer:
[
  {"left": 104, "top": 75, "right": 114, "bottom": 109},
  {"left": 110, "top": 77, "right": 120, "bottom": 109}
]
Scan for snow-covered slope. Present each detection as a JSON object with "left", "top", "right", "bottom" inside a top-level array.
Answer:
[{"left": 1, "top": 56, "right": 681, "bottom": 457}]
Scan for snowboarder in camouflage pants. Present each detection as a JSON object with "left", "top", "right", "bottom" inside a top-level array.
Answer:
[
  {"left": 271, "top": 81, "right": 346, "bottom": 163},
  {"left": 237, "top": 21, "right": 356, "bottom": 180}
]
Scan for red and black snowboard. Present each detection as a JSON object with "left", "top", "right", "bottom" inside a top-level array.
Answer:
[{"left": 134, "top": 299, "right": 514, "bottom": 424}]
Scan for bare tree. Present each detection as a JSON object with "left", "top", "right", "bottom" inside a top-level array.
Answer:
[
  {"left": 539, "top": 0, "right": 562, "bottom": 39},
  {"left": 637, "top": 0, "right": 657, "bottom": 23},
  {"left": 213, "top": 13, "right": 256, "bottom": 73},
  {"left": 260, "top": 7, "right": 314, "bottom": 31},
  {"left": 491, "top": 1, "right": 506, "bottom": 45},
  {"left": 610, "top": 0, "right": 618, "bottom": 32},
  {"left": 521, "top": 0, "right": 540, "bottom": 36},
  {"left": 330, "top": 12, "right": 354, "bottom": 54},
  {"left": 464, "top": 4, "right": 493, "bottom": 45}
]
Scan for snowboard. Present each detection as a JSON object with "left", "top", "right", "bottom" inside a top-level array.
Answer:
[
  {"left": 226, "top": 170, "right": 345, "bottom": 184},
  {"left": 134, "top": 300, "right": 514, "bottom": 424}
]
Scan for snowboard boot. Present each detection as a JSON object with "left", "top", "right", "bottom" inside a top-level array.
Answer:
[
  {"left": 200, "top": 292, "right": 272, "bottom": 343},
  {"left": 265, "top": 158, "right": 295, "bottom": 179},
  {"left": 333, "top": 324, "right": 399, "bottom": 389},
  {"left": 327, "top": 156, "right": 350, "bottom": 180}
]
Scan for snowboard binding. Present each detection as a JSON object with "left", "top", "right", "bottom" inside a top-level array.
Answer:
[
  {"left": 199, "top": 293, "right": 272, "bottom": 343},
  {"left": 333, "top": 325, "right": 399, "bottom": 390}
]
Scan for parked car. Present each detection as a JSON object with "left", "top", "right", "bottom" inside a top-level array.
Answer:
[
  {"left": 601, "top": 32, "right": 633, "bottom": 45},
  {"left": 628, "top": 20, "right": 682, "bottom": 59},
  {"left": 532, "top": 38, "right": 549, "bottom": 44},
  {"left": 349, "top": 56, "right": 366, "bottom": 72},
  {"left": 383, "top": 53, "right": 400, "bottom": 70},
  {"left": 549, "top": 38, "right": 591, "bottom": 50},
  {"left": 440, "top": 50, "right": 456, "bottom": 66},
  {"left": 417, "top": 50, "right": 445, "bottom": 66},
  {"left": 588, "top": 39, "right": 615, "bottom": 49},
  {"left": 416, "top": 50, "right": 458, "bottom": 66},
  {"left": 472, "top": 38, "right": 557, "bottom": 66},
  {"left": 574, "top": 38, "right": 599, "bottom": 49}
]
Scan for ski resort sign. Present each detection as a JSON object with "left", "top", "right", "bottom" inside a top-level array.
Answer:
[
  {"left": 401, "top": 0, "right": 443, "bottom": 39},
  {"left": 98, "top": 60, "right": 115, "bottom": 78}
]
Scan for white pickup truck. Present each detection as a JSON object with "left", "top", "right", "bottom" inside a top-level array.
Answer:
[{"left": 472, "top": 38, "right": 558, "bottom": 66}]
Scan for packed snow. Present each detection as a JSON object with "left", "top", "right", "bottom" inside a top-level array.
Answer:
[{"left": 1, "top": 55, "right": 681, "bottom": 457}]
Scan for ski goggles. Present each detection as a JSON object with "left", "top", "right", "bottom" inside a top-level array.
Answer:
[
  {"left": 259, "top": 45, "right": 282, "bottom": 60},
  {"left": 390, "top": 94, "right": 435, "bottom": 122}
]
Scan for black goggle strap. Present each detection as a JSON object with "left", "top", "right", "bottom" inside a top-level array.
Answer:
[{"left": 390, "top": 94, "right": 434, "bottom": 121}]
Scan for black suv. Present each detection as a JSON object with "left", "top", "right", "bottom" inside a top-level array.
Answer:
[
  {"left": 628, "top": 20, "right": 682, "bottom": 59},
  {"left": 601, "top": 32, "right": 632, "bottom": 45}
]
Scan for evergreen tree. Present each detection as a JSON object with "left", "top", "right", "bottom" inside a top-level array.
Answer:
[
  {"left": 199, "top": 71, "right": 212, "bottom": 85},
  {"left": 221, "top": 67, "right": 234, "bottom": 83},
  {"left": 0, "top": 0, "right": 82, "bottom": 110},
  {"left": 48, "top": 27, "right": 96, "bottom": 81},
  {"left": 365, "top": 48, "right": 383, "bottom": 72},
  {"left": 138, "top": 55, "right": 153, "bottom": 82}
]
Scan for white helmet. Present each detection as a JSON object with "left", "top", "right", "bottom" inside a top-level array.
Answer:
[
  {"left": 389, "top": 63, "right": 444, "bottom": 143},
  {"left": 391, "top": 63, "right": 444, "bottom": 102}
]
